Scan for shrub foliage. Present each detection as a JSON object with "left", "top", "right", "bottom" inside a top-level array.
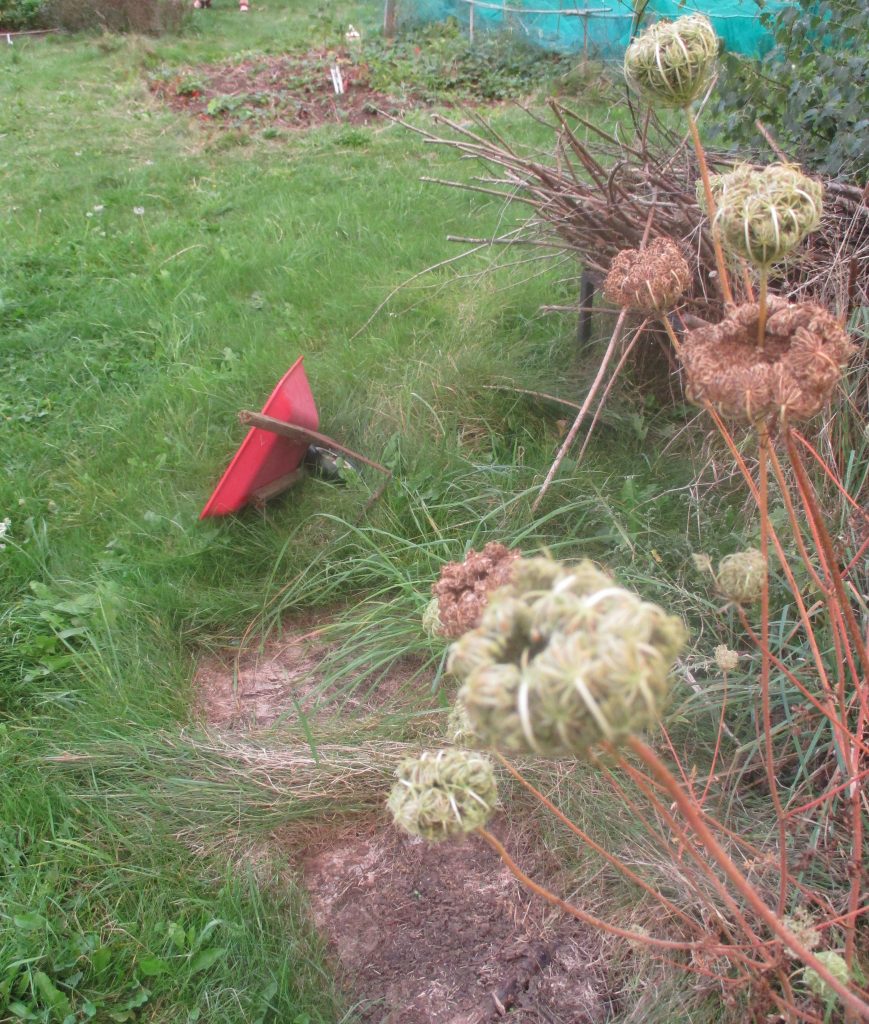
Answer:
[{"left": 714, "top": 0, "right": 869, "bottom": 181}]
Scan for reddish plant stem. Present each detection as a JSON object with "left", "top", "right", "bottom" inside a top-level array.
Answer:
[
  {"left": 610, "top": 756, "right": 773, "bottom": 961},
  {"left": 707, "top": 408, "right": 835, "bottom": 696},
  {"left": 493, "top": 752, "right": 702, "bottom": 932},
  {"left": 757, "top": 427, "right": 789, "bottom": 915},
  {"left": 756, "top": 265, "right": 769, "bottom": 348},
  {"left": 699, "top": 666, "right": 729, "bottom": 809},
  {"left": 686, "top": 111, "right": 734, "bottom": 305},
  {"left": 767, "top": 442, "right": 830, "bottom": 596},
  {"left": 627, "top": 737, "right": 869, "bottom": 1018},
  {"left": 659, "top": 721, "right": 696, "bottom": 794},
  {"left": 776, "top": 441, "right": 860, "bottom": 716},
  {"left": 736, "top": 608, "right": 869, "bottom": 759},
  {"left": 792, "top": 429, "right": 867, "bottom": 518},
  {"left": 660, "top": 314, "right": 683, "bottom": 357},
  {"left": 474, "top": 827, "right": 736, "bottom": 955},
  {"left": 784, "top": 763, "right": 869, "bottom": 819},
  {"left": 784, "top": 428, "right": 869, "bottom": 686}
]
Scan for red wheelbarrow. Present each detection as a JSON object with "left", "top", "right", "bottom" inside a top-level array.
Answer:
[{"left": 200, "top": 356, "right": 390, "bottom": 518}]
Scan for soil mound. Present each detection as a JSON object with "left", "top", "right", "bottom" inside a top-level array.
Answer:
[
  {"left": 151, "top": 50, "right": 422, "bottom": 131},
  {"left": 303, "top": 821, "right": 611, "bottom": 1024}
]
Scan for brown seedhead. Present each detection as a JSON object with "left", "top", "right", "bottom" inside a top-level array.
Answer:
[
  {"left": 603, "top": 236, "right": 692, "bottom": 313},
  {"left": 432, "top": 542, "right": 519, "bottom": 639},
  {"left": 680, "top": 298, "right": 854, "bottom": 426}
]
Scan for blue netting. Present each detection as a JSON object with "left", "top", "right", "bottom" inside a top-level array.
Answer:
[{"left": 401, "top": 0, "right": 789, "bottom": 59}]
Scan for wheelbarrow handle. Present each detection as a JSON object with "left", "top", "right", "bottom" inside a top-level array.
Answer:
[{"left": 238, "top": 410, "right": 392, "bottom": 477}]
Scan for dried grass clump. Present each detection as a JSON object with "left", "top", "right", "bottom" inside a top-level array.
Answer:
[
  {"left": 624, "top": 14, "right": 719, "bottom": 108},
  {"left": 714, "top": 164, "right": 824, "bottom": 266},
  {"left": 448, "top": 557, "right": 687, "bottom": 759},
  {"left": 387, "top": 748, "right": 498, "bottom": 840},
  {"left": 680, "top": 297, "right": 854, "bottom": 424},
  {"left": 432, "top": 542, "right": 519, "bottom": 639},
  {"left": 603, "top": 236, "right": 691, "bottom": 312}
]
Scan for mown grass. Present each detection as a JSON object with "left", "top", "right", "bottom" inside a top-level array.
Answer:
[{"left": 0, "top": 4, "right": 782, "bottom": 1022}]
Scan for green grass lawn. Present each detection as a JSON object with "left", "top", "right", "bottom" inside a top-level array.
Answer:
[{"left": 0, "top": 6, "right": 763, "bottom": 1022}]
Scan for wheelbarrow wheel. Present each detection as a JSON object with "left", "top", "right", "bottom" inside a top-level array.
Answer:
[{"left": 304, "top": 445, "right": 360, "bottom": 485}]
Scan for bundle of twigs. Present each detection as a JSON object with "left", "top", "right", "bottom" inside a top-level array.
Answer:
[{"left": 406, "top": 101, "right": 869, "bottom": 322}]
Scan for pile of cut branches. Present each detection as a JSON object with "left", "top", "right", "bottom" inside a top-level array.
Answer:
[{"left": 408, "top": 102, "right": 869, "bottom": 323}]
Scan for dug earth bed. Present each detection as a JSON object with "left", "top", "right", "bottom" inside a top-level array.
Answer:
[
  {"left": 302, "top": 819, "right": 612, "bottom": 1023},
  {"left": 150, "top": 49, "right": 428, "bottom": 131},
  {"left": 195, "top": 620, "right": 614, "bottom": 1022}
]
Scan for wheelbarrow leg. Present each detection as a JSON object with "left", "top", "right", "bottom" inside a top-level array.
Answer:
[
  {"left": 250, "top": 468, "right": 307, "bottom": 509},
  {"left": 577, "top": 269, "right": 596, "bottom": 347}
]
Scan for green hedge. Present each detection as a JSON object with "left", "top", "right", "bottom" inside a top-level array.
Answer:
[{"left": 0, "top": 0, "right": 48, "bottom": 30}]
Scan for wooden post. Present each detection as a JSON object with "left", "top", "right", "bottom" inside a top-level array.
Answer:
[
  {"left": 577, "top": 269, "right": 596, "bottom": 347},
  {"left": 383, "top": 0, "right": 398, "bottom": 37}
]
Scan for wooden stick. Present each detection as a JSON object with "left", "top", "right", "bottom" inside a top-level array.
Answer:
[
  {"left": 530, "top": 309, "right": 632, "bottom": 513},
  {"left": 238, "top": 411, "right": 391, "bottom": 477}
]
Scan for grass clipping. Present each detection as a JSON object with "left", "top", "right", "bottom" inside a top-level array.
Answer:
[{"left": 45, "top": 733, "right": 415, "bottom": 836}]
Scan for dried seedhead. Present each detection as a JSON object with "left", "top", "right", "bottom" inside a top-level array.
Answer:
[
  {"left": 716, "top": 550, "right": 766, "bottom": 606},
  {"left": 448, "top": 557, "right": 687, "bottom": 759},
  {"left": 680, "top": 298, "right": 854, "bottom": 425},
  {"left": 422, "top": 597, "right": 443, "bottom": 638},
  {"left": 714, "top": 645, "right": 739, "bottom": 672},
  {"left": 387, "top": 748, "right": 498, "bottom": 841},
  {"left": 711, "top": 164, "right": 823, "bottom": 267},
  {"left": 802, "top": 951, "right": 850, "bottom": 1002},
  {"left": 603, "top": 236, "right": 692, "bottom": 313},
  {"left": 432, "top": 542, "right": 519, "bottom": 639},
  {"left": 624, "top": 14, "right": 719, "bottom": 108}
]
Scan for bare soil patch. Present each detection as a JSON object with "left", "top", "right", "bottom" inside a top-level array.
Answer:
[
  {"left": 302, "top": 819, "right": 612, "bottom": 1024},
  {"left": 195, "top": 618, "right": 614, "bottom": 1021},
  {"left": 150, "top": 50, "right": 426, "bottom": 132},
  {"left": 193, "top": 613, "right": 419, "bottom": 730}
]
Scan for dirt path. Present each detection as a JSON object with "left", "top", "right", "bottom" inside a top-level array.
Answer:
[{"left": 195, "top": 620, "right": 614, "bottom": 1023}]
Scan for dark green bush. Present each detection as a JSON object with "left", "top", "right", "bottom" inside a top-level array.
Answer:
[
  {"left": 713, "top": 0, "right": 869, "bottom": 182},
  {"left": 0, "top": 0, "right": 48, "bottom": 30}
]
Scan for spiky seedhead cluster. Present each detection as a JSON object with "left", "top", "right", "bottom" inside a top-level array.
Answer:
[
  {"left": 431, "top": 542, "right": 519, "bottom": 639},
  {"left": 802, "top": 951, "right": 850, "bottom": 1002},
  {"left": 603, "top": 237, "right": 692, "bottom": 313},
  {"left": 710, "top": 163, "right": 823, "bottom": 267},
  {"left": 448, "top": 557, "right": 687, "bottom": 759},
  {"left": 696, "top": 163, "right": 754, "bottom": 216},
  {"left": 624, "top": 14, "right": 719, "bottom": 108},
  {"left": 387, "top": 748, "right": 498, "bottom": 841},
  {"left": 680, "top": 298, "right": 854, "bottom": 425},
  {"left": 716, "top": 550, "right": 766, "bottom": 605},
  {"left": 445, "top": 698, "right": 481, "bottom": 748}
]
